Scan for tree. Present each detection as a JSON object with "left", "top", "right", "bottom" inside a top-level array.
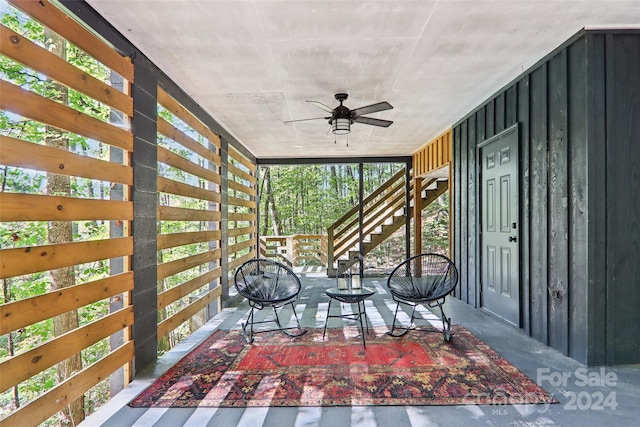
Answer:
[{"left": 44, "top": 28, "right": 84, "bottom": 427}]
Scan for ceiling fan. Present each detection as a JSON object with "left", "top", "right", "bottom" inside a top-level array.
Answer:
[{"left": 285, "top": 93, "right": 393, "bottom": 135}]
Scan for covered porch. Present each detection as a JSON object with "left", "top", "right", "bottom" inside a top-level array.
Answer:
[
  {"left": 83, "top": 268, "right": 640, "bottom": 427},
  {"left": 1, "top": 0, "right": 639, "bottom": 425}
]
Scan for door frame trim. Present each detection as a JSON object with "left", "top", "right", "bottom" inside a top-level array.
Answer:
[{"left": 476, "top": 123, "right": 521, "bottom": 327}]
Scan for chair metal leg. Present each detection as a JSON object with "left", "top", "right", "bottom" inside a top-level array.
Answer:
[
  {"left": 357, "top": 301, "right": 367, "bottom": 349},
  {"left": 276, "top": 303, "right": 306, "bottom": 337},
  {"left": 242, "top": 306, "right": 256, "bottom": 344},
  {"left": 387, "top": 302, "right": 416, "bottom": 337},
  {"left": 323, "top": 298, "right": 333, "bottom": 340},
  {"left": 360, "top": 300, "right": 370, "bottom": 334},
  {"left": 436, "top": 302, "right": 453, "bottom": 342}
]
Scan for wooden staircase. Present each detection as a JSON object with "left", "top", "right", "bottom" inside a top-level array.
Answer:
[{"left": 326, "top": 168, "right": 448, "bottom": 277}]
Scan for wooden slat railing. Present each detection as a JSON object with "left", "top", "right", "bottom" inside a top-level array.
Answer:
[
  {"left": 292, "top": 234, "right": 327, "bottom": 265},
  {"left": 156, "top": 87, "right": 222, "bottom": 349},
  {"left": 0, "top": 1, "right": 134, "bottom": 425},
  {"left": 227, "top": 146, "right": 257, "bottom": 279},
  {"left": 413, "top": 129, "right": 452, "bottom": 177}
]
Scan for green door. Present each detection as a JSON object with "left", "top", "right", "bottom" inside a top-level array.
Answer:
[{"left": 479, "top": 125, "right": 520, "bottom": 325}]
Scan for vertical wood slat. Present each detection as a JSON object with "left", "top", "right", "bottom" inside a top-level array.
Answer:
[
  {"left": 413, "top": 177, "right": 422, "bottom": 254},
  {"left": 529, "top": 63, "right": 549, "bottom": 345},
  {"left": 585, "top": 33, "right": 607, "bottom": 365},
  {"left": 604, "top": 33, "right": 640, "bottom": 365},
  {"left": 568, "top": 37, "right": 589, "bottom": 361},
  {"left": 518, "top": 76, "right": 531, "bottom": 335},
  {"left": 453, "top": 126, "right": 461, "bottom": 298},
  {"left": 466, "top": 116, "right": 477, "bottom": 307},
  {"left": 452, "top": 30, "right": 640, "bottom": 365},
  {"left": 475, "top": 107, "right": 486, "bottom": 308},
  {"left": 412, "top": 129, "right": 453, "bottom": 177},
  {"left": 547, "top": 49, "right": 570, "bottom": 354},
  {"left": 495, "top": 92, "right": 505, "bottom": 133},
  {"left": 459, "top": 120, "right": 469, "bottom": 304},
  {"left": 485, "top": 99, "right": 495, "bottom": 138}
]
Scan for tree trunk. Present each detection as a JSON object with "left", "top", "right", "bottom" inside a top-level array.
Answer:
[
  {"left": 260, "top": 167, "right": 270, "bottom": 235},
  {"left": 263, "top": 167, "right": 282, "bottom": 235},
  {"left": 330, "top": 165, "right": 339, "bottom": 198},
  {"left": 346, "top": 165, "right": 355, "bottom": 205},
  {"left": 45, "top": 29, "right": 84, "bottom": 427}
]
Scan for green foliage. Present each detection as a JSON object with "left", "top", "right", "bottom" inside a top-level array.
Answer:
[{"left": 260, "top": 163, "right": 402, "bottom": 235}]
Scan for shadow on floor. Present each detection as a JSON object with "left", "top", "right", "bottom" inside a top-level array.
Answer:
[{"left": 82, "top": 271, "right": 640, "bottom": 427}]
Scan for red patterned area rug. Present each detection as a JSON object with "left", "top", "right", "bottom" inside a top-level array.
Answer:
[{"left": 129, "top": 326, "right": 555, "bottom": 407}]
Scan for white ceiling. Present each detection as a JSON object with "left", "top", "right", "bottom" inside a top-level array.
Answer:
[{"left": 86, "top": 0, "right": 639, "bottom": 160}]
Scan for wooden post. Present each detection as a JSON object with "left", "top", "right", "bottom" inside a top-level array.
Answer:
[{"left": 413, "top": 176, "right": 423, "bottom": 256}]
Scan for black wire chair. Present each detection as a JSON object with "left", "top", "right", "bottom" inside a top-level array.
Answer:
[
  {"left": 234, "top": 258, "right": 306, "bottom": 343},
  {"left": 386, "top": 253, "right": 459, "bottom": 342}
]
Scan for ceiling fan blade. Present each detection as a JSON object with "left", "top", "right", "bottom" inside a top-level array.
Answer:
[
  {"left": 284, "top": 116, "right": 330, "bottom": 123},
  {"left": 306, "top": 100, "right": 334, "bottom": 113},
  {"left": 351, "top": 101, "right": 393, "bottom": 117},
  {"left": 354, "top": 116, "right": 393, "bottom": 127}
]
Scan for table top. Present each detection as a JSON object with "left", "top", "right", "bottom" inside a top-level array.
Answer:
[{"left": 326, "top": 286, "right": 376, "bottom": 301}]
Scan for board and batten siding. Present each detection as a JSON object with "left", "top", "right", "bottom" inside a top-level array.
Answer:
[{"left": 452, "top": 29, "right": 640, "bottom": 366}]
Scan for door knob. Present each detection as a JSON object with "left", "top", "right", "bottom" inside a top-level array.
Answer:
[{"left": 508, "top": 236, "right": 517, "bottom": 242}]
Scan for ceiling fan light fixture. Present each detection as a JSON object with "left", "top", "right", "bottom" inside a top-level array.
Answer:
[{"left": 332, "top": 117, "right": 351, "bottom": 135}]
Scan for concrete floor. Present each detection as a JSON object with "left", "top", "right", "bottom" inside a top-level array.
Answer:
[{"left": 82, "top": 268, "right": 640, "bottom": 427}]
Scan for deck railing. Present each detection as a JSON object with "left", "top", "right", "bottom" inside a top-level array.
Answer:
[
  {"left": 259, "top": 234, "right": 327, "bottom": 266},
  {"left": 0, "top": 1, "right": 135, "bottom": 425},
  {"left": 0, "top": 2, "right": 258, "bottom": 425}
]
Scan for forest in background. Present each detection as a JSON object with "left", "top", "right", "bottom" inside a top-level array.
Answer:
[{"left": 258, "top": 163, "right": 450, "bottom": 273}]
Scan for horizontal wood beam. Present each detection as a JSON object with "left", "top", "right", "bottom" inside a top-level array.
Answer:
[
  {"left": 157, "top": 249, "right": 221, "bottom": 281},
  {"left": 157, "top": 286, "right": 221, "bottom": 338},
  {"left": 228, "top": 196, "right": 256, "bottom": 209},
  {"left": 228, "top": 225, "right": 255, "bottom": 238},
  {"left": 7, "top": 0, "right": 134, "bottom": 81},
  {"left": 157, "top": 117, "right": 219, "bottom": 164},
  {"left": 158, "top": 146, "right": 221, "bottom": 184},
  {"left": 157, "top": 176, "right": 221, "bottom": 203},
  {"left": 0, "top": 237, "right": 133, "bottom": 279},
  {"left": 0, "top": 193, "right": 132, "bottom": 222},
  {"left": 0, "top": 24, "right": 132, "bottom": 116},
  {"left": 0, "top": 272, "right": 133, "bottom": 335},
  {"left": 0, "top": 80, "right": 133, "bottom": 151},
  {"left": 0, "top": 306, "right": 133, "bottom": 393},
  {"left": 157, "top": 230, "right": 221, "bottom": 251},
  {"left": 157, "top": 87, "right": 220, "bottom": 149},
  {"left": 229, "top": 146, "right": 256, "bottom": 172},
  {"left": 0, "top": 341, "right": 134, "bottom": 427},
  {"left": 0, "top": 135, "right": 132, "bottom": 185},
  {"left": 158, "top": 268, "right": 221, "bottom": 310},
  {"left": 158, "top": 205, "right": 221, "bottom": 222},
  {"left": 228, "top": 163, "right": 255, "bottom": 183}
]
